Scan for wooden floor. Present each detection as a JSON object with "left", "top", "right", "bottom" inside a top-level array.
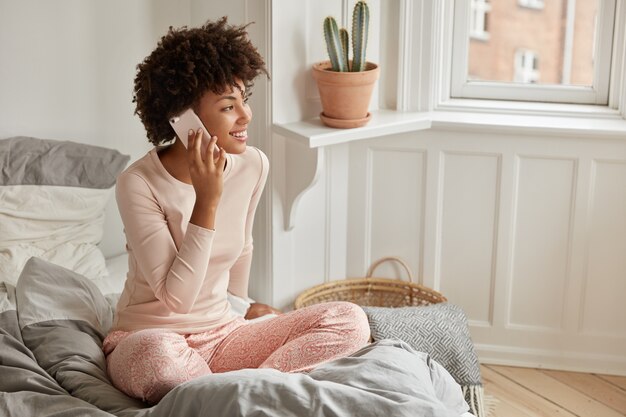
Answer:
[{"left": 482, "top": 364, "right": 626, "bottom": 417}]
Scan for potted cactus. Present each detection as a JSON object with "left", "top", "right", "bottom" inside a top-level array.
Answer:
[{"left": 312, "top": 1, "right": 380, "bottom": 128}]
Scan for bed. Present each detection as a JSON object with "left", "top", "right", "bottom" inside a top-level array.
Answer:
[{"left": 0, "top": 136, "right": 474, "bottom": 417}]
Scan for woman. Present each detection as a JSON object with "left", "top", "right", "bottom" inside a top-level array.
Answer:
[{"left": 103, "top": 18, "right": 370, "bottom": 404}]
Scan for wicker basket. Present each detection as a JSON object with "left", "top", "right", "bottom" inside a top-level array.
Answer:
[{"left": 294, "top": 257, "right": 447, "bottom": 309}]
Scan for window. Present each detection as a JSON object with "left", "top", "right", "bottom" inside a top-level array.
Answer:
[
  {"left": 470, "top": 0, "right": 491, "bottom": 40},
  {"left": 451, "top": 0, "right": 616, "bottom": 104},
  {"left": 518, "top": 0, "right": 544, "bottom": 10},
  {"left": 514, "top": 50, "right": 539, "bottom": 83}
]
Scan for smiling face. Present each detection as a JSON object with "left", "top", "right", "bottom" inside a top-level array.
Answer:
[{"left": 193, "top": 80, "right": 251, "bottom": 155}]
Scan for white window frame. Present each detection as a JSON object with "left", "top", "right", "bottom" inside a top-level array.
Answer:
[
  {"left": 514, "top": 49, "right": 539, "bottom": 83},
  {"left": 470, "top": 0, "right": 491, "bottom": 40},
  {"left": 518, "top": 0, "right": 544, "bottom": 10},
  {"left": 450, "top": 0, "right": 616, "bottom": 105}
]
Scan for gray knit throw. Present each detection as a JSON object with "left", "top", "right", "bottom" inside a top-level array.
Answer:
[{"left": 362, "top": 304, "right": 485, "bottom": 417}]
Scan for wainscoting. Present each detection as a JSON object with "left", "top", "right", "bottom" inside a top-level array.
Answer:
[
  {"left": 271, "top": 126, "right": 626, "bottom": 375},
  {"left": 341, "top": 128, "right": 626, "bottom": 374}
]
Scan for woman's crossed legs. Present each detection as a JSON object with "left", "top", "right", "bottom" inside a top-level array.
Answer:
[{"left": 105, "top": 301, "right": 370, "bottom": 403}]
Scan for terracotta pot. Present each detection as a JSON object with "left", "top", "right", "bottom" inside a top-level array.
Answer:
[{"left": 312, "top": 61, "right": 380, "bottom": 128}]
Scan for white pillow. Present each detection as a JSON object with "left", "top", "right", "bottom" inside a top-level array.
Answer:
[
  {"left": 0, "top": 136, "right": 130, "bottom": 285},
  {"left": 0, "top": 185, "right": 112, "bottom": 285}
]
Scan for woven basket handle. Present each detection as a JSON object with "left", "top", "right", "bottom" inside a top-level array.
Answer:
[{"left": 366, "top": 257, "right": 414, "bottom": 282}]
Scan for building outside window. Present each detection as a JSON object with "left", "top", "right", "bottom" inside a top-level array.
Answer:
[
  {"left": 470, "top": 0, "right": 491, "bottom": 40},
  {"left": 452, "top": 0, "right": 611, "bottom": 104},
  {"left": 518, "top": 0, "right": 545, "bottom": 10},
  {"left": 514, "top": 49, "right": 540, "bottom": 83}
]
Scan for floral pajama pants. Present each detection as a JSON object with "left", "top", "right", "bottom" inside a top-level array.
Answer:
[{"left": 103, "top": 301, "right": 370, "bottom": 404}]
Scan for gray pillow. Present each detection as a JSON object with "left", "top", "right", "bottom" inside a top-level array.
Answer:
[
  {"left": 0, "top": 136, "right": 130, "bottom": 188},
  {"left": 362, "top": 303, "right": 485, "bottom": 417},
  {"left": 16, "top": 257, "right": 146, "bottom": 413}
]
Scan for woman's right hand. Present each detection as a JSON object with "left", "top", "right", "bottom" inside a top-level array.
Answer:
[
  {"left": 188, "top": 129, "right": 226, "bottom": 229},
  {"left": 244, "top": 303, "right": 283, "bottom": 320}
]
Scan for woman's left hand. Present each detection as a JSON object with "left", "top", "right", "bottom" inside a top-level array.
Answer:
[{"left": 245, "top": 303, "right": 283, "bottom": 320}]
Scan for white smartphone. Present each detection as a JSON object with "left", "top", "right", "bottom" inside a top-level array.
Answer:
[{"left": 168, "top": 108, "right": 219, "bottom": 158}]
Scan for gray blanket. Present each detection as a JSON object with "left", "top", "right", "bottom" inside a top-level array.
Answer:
[
  {"left": 363, "top": 305, "right": 486, "bottom": 417},
  {"left": 0, "top": 258, "right": 472, "bottom": 417}
]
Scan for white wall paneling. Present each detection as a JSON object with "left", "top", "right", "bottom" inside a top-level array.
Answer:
[
  {"left": 342, "top": 128, "right": 626, "bottom": 374},
  {"left": 508, "top": 156, "right": 577, "bottom": 331},
  {"left": 324, "top": 144, "right": 351, "bottom": 282},
  {"left": 580, "top": 160, "right": 626, "bottom": 337},
  {"left": 347, "top": 143, "right": 427, "bottom": 283},
  {"left": 439, "top": 151, "right": 501, "bottom": 327}
]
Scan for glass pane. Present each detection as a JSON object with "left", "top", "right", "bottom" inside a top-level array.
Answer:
[{"left": 468, "top": 0, "right": 599, "bottom": 86}]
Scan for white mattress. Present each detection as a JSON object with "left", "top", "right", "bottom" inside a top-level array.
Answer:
[{"left": 99, "top": 253, "right": 129, "bottom": 295}]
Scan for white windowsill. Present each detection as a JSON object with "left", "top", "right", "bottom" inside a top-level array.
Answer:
[
  {"left": 273, "top": 110, "right": 431, "bottom": 148},
  {"left": 273, "top": 106, "right": 626, "bottom": 148},
  {"left": 275, "top": 104, "right": 626, "bottom": 231}
]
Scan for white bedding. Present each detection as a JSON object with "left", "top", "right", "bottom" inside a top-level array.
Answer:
[
  {"left": 0, "top": 186, "right": 113, "bottom": 286},
  {"left": 100, "top": 253, "right": 129, "bottom": 295}
]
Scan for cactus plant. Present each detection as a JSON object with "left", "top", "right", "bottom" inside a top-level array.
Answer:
[
  {"left": 323, "top": 1, "right": 370, "bottom": 72},
  {"left": 339, "top": 28, "right": 350, "bottom": 70},
  {"left": 323, "top": 16, "right": 348, "bottom": 72},
  {"left": 351, "top": 1, "right": 369, "bottom": 72},
  {"left": 314, "top": 0, "right": 379, "bottom": 128}
]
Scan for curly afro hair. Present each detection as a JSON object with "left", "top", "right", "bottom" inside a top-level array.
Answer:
[{"left": 133, "top": 17, "right": 268, "bottom": 146}]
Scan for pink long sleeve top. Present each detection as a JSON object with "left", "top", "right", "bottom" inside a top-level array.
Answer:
[{"left": 111, "top": 146, "right": 268, "bottom": 334}]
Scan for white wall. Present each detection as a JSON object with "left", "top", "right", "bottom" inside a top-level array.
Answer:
[
  {"left": 0, "top": 0, "right": 272, "bottom": 301},
  {"left": 0, "top": 0, "right": 192, "bottom": 257}
]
